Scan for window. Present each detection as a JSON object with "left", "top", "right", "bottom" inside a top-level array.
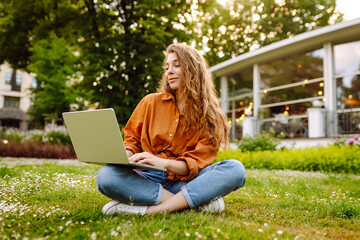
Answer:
[
  {"left": 228, "top": 68, "right": 253, "bottom": 98},
  {"left": 226, "top": 67, "right": 254, "bottom": 140},
  {"left": 5, "top": 73, "right": 11, "bottom": 84},
  {"left": 4, "top": 96, "right": 20, "bottom": 108},
  {"left": 335, "top": 40, "right": 360, "bottom": 110},
  {"left": 4, "top": 73, "right": 22, "bottom": 87},
  {"left": 227, "top": 68, "right": 254, "bottom": 118},
  {"left": 31, "top": 77, "right": 37, "bottom": 89},
  {"left": 259, "top": 48, "right": 324, "bottom": 118},
  {"left": 16, "top": 74, "right": 22, "bottom": 87},
  {"left": 260, "top": 49, "right": 324, "bottom": 88}
]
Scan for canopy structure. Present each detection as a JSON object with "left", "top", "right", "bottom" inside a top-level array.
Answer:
[{"left": 0, "top": 107, "right": 30, "bottom": 121}]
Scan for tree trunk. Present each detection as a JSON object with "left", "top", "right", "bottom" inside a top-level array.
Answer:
[{"left": 10, "top": 68, "right": 20, "bottom": 91}]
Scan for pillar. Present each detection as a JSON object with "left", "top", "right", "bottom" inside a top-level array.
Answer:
[
  {"left": 220, "top": 76, "right": 229, "bottom": 113},
  {"left": 252, "top": 64, "right": 261, "bottom": 134},
  {"left": 323, "top": 42, "right": 338, "bottom": 137}
]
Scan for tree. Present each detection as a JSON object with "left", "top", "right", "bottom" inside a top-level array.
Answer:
[
  {"left": 0, "top": 0, "right": 194, "bottom": 126},
  {"left": 0, "top": 0, "right": 343, "bottom": 127},
  {"left": 193, "top": 0, "right": 342, "bottom": 66},
  {"left": 193, "top": 0, "right": 256, "bottom": 67},
  {"left": 69, "top": 0, "right": 194, "bottom": 124},
  {"left": 255, "top": 0, "right": 342, "bottom": 46},
  {"left": 0, "top": 0, "right": 47, "bottom": 93},
  {"left": 0, "top": 0, "right": 79, "bottom": 69},
  {"left": 28, "top": 34, "right": 78, "bottom": 128}
]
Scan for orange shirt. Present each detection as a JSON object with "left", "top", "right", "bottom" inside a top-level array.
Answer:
[{"left": 124, "top": 92, "right": 219, "bottom": 181}]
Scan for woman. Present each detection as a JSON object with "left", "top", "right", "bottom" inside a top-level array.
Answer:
[{"left": 97, "top": 43, "right": 246, "bottom": 215}]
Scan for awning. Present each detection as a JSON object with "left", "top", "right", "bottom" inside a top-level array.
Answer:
[{"left": 0, "top": 108, "right": 30, "bottom": 121}]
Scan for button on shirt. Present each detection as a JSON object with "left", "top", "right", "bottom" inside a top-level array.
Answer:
[{"left": 124, "top": 92, "right": 219, "bottom": 181}]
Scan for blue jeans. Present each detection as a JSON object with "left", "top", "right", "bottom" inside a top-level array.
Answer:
[{"left": 97, "top": 160, "right": 246, "bottom": 208}]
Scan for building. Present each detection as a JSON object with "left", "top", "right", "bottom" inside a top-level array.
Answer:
[
  {"left": 0, "top": 63, "right": 34, "bottom": 131},
  {"left": 210, "top": 18, "right": 360, "bottom": 140}
]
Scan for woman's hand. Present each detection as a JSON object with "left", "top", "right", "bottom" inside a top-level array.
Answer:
[
  {"left": 129, "top": 152, "right": 189, "bottom": 175},
  {"left": 126, "top": 150, "right": 134, "bottom": 158},
  {"left": 129, "top": 152, "right": 168, "bottom": 168}
]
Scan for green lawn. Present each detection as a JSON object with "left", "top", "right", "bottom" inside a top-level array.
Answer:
[{"left": 1, "top": 158, "right": 359, "bottom": 239}]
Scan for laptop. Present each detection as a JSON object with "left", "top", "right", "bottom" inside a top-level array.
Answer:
[{"left": 62, "top": 108, "right": 166, "bottom": 172}]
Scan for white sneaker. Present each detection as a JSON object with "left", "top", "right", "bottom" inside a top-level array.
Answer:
[
  {"left": 199, "top": 198, "right": 225, "bottom": 213},
  {"left": 102, "top": 200, "right": 147, "bottom": 216}
]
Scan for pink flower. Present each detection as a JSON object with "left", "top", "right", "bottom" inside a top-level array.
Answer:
[
  {"left": 354, "top": 136, "right": 359, "bottom": 141},
  {"left": 347, "top": 139, "right": 355, "bottom": 145}
]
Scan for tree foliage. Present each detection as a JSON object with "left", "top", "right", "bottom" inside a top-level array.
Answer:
[
  {"left": 0, "top": 0, "right": 343, "bottom": 127},
  {"left": 28, "top": 34, "right": 78, "bottom": 128},
  {"left": 72, "top": 0, "right": 193, "bottom": 122},
  {"left": 193, "top": 0, "right": 342, "bottom": 66}
]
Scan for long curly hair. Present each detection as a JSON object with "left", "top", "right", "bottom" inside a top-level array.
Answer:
[{"left": 159, "top": 43, "right": 230, "bottom": 149}]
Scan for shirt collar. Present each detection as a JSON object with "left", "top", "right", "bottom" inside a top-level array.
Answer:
[{"left": 161, "top": 91, "right": 176, "bottom": 102}]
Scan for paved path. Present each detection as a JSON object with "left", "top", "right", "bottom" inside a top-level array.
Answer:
[{"left": 279, "top": 138, "right": 334, "bottom": 149}]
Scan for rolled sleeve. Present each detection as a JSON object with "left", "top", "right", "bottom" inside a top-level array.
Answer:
[{"left": 124, "top": 97, "right": 148, "bottom": 154}]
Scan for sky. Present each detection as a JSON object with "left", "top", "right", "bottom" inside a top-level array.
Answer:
[
  {"left": 335, "top": 0, "right": 360, "bottom": 85},
  {"left": 336, "top": 0, "right": 360, "bottom": 20}
]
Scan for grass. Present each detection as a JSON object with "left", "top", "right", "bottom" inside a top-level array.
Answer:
[{"left": 1, "top": 157, "right": 359, "bottom": 239}]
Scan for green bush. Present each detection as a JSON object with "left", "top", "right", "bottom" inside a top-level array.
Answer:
[
  {"left": 46, "top": 131, "right": 72, "bottom": 145},
  {"left": 0, "top": 126, "right": 75, "bottom": 159},
  {"left": 237, "top": 132, "right": 281, "bottom": 152},
  {"left": 0, "top": 127, "right": 71, "bottom": 145},
  {"left": 0, "top": 140, "right": 76, "bottom": 159},
  {"left": 216, "top": 145, "right": 360, "bottom": 174},
  {"left": 1, "top": 129, "right": 24, "bottom": 143}
]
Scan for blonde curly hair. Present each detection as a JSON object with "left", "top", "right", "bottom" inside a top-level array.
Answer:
[{"left": 159, "top": 43, "right": 230, "bottom": 149}]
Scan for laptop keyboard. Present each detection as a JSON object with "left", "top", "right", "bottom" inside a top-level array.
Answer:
[{"left": 133, "top": 162, "right": 147, "bottom": 166}]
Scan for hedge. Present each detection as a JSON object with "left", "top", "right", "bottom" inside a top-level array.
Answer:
[
  {"left": 216, "top": 145, "right": 360, "bottom": 174},
  {"left": 0, "top": 140, "right": 76, "bottom": 159}
]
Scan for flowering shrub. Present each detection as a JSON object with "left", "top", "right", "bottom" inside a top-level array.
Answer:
[
  {"left": 0, "top": 140, "right": 76, "bottom": 159},
  {"left": 236, "top": 132, "right": 281, "bottom": 152},
  {"left": 332, "top": 135, "right": 360, "bottom": 146},
  {"left": 1, "top": 125, "right": 71, "bottom": 145},
  {"left": 0, "top": 125, "right": 76, "bottom": 159},
  {"left": 332, "top": 134, "right": 346, "bottom": 146},
  {"left": 347, "top": 136, "right": 360, "bottom": 146}
]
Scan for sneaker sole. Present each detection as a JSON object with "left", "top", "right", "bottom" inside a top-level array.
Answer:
[
  {"left": 216, "top": 198, "right": 225, "bottom": 212},
  {"left": 102, "top": 201, "right": 121, "bottom": 215}
]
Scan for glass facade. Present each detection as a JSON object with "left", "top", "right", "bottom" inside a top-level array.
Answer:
[
  {"left": 261, "top": 82, "right": 324, "bottom": 105},
  {"left": 262, "top": 117, "right": 308, "bottom": 138},
  {"left": 227, "top": 68, "right": 253, "bottom": 98},
  {"left": 338, "top": 111, "right": 360, "bottom": 134},
  {"left": 229, "top": 98, "right": 253, "bottom": 111},
  {"left": 259, "top": 49, "right": 324, "bottom": 119},
  {"left": 226, "top": 67, "right": 253, "bottom": 140},
  {"left": 335, "top": 40, "right": 360, "bottom": 134},
  {"left": 260, "top": 50, "right": 323, "bottom": 88},
  {"left": 335, "top": 41, "right": 360, "bottom": 110},
  {"left": 217, "top": 21, "right": 360, "bottom": 139},
  {"left": 227, "top": 68, "right": 254, "bottom": 117}
]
